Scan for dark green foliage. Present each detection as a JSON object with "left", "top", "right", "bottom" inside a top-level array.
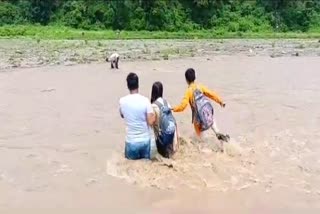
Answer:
[
  {"left": 0, "top": 0, "right": 319, "bottom": 32},
  {"left": 0, "top": 1, "right": 21, "bottom": 24}
]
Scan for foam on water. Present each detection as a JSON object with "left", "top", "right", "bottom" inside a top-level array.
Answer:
[
  {"left": 106, "top": 128, "right": 320, "bottom": 195},
  {"left": 106, "top": 134, "right": 257, "bottom": 191}
]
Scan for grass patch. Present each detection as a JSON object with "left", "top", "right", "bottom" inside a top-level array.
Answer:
[{"left": 0, "top": 25, "right": 320, "bottom": 40}]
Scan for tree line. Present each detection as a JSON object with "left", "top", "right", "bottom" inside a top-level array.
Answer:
[{"left": 1, "top": 0, "right": 320, "bottom": 33}]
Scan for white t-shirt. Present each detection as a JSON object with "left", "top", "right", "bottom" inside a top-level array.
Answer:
[
  {"left": 119, "top": 93, "right": 154, "bottom": 143},
  {"left": 109, "top": 53, "right": 119, "bottom": 62}
]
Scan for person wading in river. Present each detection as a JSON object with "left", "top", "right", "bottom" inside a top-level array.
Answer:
[
  {"left": 172, "top": 68, "right": 229, "bottom": 142},
  {"left": 150, "top": 81, "right": 178, "bottom": 158},
  {"left": 119, "top": 73, "right": 155, "bottom": 160}
]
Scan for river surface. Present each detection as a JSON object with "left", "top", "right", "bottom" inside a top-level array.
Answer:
[{"left": 0, "top": 56, "right": 320, "bottom": 213}]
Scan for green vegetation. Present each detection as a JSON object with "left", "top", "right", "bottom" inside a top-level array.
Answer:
[
  {"left": 1, "top": 25, "right": 320, "bottom": 40},
  {"left": 0, "top": 0, "right": 320, "bottom": 39}
]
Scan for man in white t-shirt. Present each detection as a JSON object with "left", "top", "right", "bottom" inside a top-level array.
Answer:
[
  {"left": 106, "top": 53, "right": 119, "bottom": 69},
  {"left": 119, "top": 72, "right": 155, "bottom": 160}
]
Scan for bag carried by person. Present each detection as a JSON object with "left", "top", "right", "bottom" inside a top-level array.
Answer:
[
  {"left": 192, "top": 87, "right": 214, "bottom": 131},
  {"left": 154, "top": 99, "right": 176, "bottom": 157}
]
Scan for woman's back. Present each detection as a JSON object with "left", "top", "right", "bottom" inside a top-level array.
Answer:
[
  {"left": 151, "top": 97, "right": 177, "bottom": 158},
  {"left": 152, "top": 97, "right": 171, "bottom": 135}
]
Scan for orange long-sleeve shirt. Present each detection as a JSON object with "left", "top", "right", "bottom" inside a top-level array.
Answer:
[{"left": 172, "top": 82, "right": 223, "bottom": 113}]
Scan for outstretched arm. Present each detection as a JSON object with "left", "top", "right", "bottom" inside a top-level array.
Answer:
[
  {"left": 201, "top": 85, "right": 225, "bottom": 107},
  {"left": 172, "top": 89, "right": 190, "bottom": 112}
]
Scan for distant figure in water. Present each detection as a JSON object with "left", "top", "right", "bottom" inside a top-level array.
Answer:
[
  {"left": 172, "top": 68, "right": 229, "bottom": 142},
  {"left": 106, "top": 53, "right": 119, "bottom": 69},
  {"left": 119, "top": 73, "right": 155, "bottom": 160},
  {"left": 150, "top": 81, "right": 178, "bottom": 158}
]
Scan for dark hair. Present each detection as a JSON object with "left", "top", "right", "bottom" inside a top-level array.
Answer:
[
  {"left": 126, "top": 72, "right": 139, "bottom": 91},
  {"left": 185, "top": 68, "right": 196, "bottom": 84},
  {"left": 151, "top": 81, "right": 163, "bottom": 103}
]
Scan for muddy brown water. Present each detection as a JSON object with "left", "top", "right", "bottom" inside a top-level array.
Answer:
[{"left": 1, "top": 56, "right": 320, "bottom": 213}]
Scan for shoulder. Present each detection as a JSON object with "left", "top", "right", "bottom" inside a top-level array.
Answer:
[
  {"left": 119, "top": 95, "right": 131, "bottom": 106},
  {"left": 193, "top": 83, "right": 206, "bottom": 92},
  {"left": 119, "top": 95, "right": 128, "bottom": 103},
  {"left": 138, "top": 94, "right": 150, "bottom": 103},
  {"left": 160, "top": 98, "right": 172, "bottom": 108},
  {"left": 152, "top": 103, "right": 159, "bottom": 109},
  {"left": 119, "top": 96, "right": 125, "bottom": 104},
  {"left": 136, "top": 95, "right": 153, "bottom": 109},
  {"left": 110, "top": 53, "right": 119, "bottom": 58}
]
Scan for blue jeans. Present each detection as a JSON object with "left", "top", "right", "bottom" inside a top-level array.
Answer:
[{"left": 125, "top": 140, "right": 151, "bottom": 160}]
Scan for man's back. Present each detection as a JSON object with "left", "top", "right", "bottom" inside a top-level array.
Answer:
[
  {"left": 120, "top": 94, "right": 153, "bottom": 143},
  {"left": 109, "top": 53, "right": 119, "bottom": 61},
  {"left": 173, "top": 82, "right": 223, "bottom": 113}
]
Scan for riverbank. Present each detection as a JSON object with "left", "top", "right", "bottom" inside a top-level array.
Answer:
[{"left": 0, "top": 38, "right": 319, "bottom": 70}]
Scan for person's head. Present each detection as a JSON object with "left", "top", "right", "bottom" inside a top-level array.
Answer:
[
  {"left": 126, "top": 72, "right": 139, "bottom": 92},
  {"left": 185, "top": 68, "right": 196, "bottom": 84},
  {"left": 151, "top": 81, "right": 163, "bottom": 103}
]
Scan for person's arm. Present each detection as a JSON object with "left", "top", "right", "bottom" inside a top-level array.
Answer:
[
  {"left": 119, "top": 108, "right": 124, "bottom": 118},
  {"left": 146, "top": 102, "right": 156, "bottom": 126},
  {"left": 151, "top": 104, "right": 159, "bottom": 127},
  {"left": 172, "top": 89, "right": 190, "bottom": 112},
  {"left": 201, "top": 85, "right": 225, "bottom": 107},
  {"left": 151, "top": 104, "right": 161, "bottom": 138},
  {"left": 119, "top": 100, "right": 124, "bottom": 118}
]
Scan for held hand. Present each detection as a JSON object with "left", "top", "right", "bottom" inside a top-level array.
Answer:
[{"left": 221, "top": 103, "right": 226, "bottom": 108}]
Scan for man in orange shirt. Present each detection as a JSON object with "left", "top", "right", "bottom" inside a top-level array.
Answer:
[{"left": 172, "top": 68, "right": 229, "bottom": 141}]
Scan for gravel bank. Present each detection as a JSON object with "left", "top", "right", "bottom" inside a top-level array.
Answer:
[{"left": 0, "top": 39, "right": 319, "bottom": 70}]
